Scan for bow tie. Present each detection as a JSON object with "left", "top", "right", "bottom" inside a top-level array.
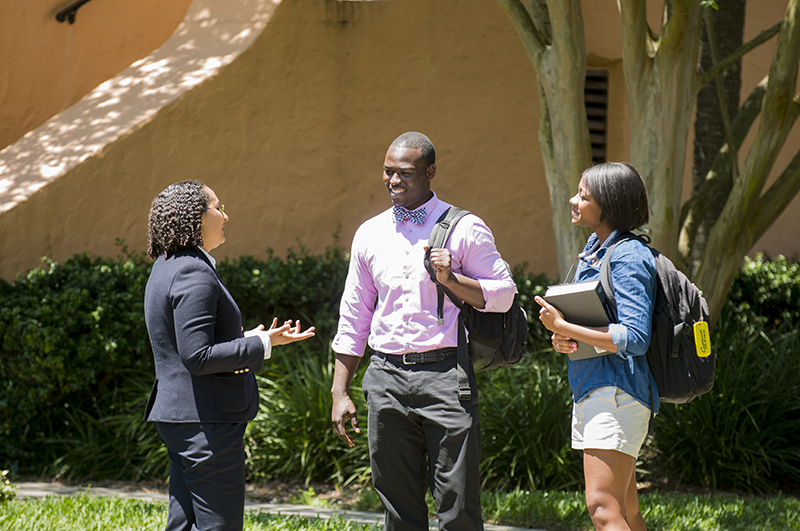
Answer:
[{"left": 392, "top": 205, "right": 427, "bottom": 225}]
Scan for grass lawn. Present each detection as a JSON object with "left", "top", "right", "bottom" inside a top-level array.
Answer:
[
  {"left": 482, "top": 489, "right": 800, "bottom": 530},
  {"left": 2, "top": 487, "right": 799, "bottom": 531},
  {"left": 0, "top": 494, "right": 380, "bottom": 531}
]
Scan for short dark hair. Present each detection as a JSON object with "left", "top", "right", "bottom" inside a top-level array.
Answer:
[
  {"left": 147, "top": 180, "right": 209, "bottom": 259},
  {"left": 390, "top": 131, "right": 436, "bottom": 167},
  {"left": 581, "top": 162, "right": 649, "bottom": 232}
]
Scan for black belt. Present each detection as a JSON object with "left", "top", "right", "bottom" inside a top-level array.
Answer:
[{"left": 376, "top": 347, "right": 458, "bottom": 366}]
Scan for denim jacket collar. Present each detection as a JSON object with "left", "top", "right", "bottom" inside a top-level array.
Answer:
[{"left": 579, "top": 230, "right": 619, "bottom": 266}]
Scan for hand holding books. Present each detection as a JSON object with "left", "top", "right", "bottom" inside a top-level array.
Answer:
[{"left": 535, "top": 280, "right": 616, "bottom": 361}]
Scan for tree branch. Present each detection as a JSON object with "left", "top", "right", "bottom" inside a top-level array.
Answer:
[
  {"left": 751, "top": 87, "right": 800, "bottom": 241},
  {"left": 618, "top": 0, "right": 656, "bottom": 89},
  {"left": 496, "top": 0, "right": 547, "bottom": 64},
  {"left": 700, "top": 22, "right": 781, "bottom": 88},
  {"left": 679, "top": 77, "right": 767, "bottom": 241},
  {"left": 703, "top": 10, "right": 736, "bottom": 157},
  {"left": 522, "top": 0, "right": 552, "bottom": 45},
  {"left": 751, "top": 147, "right": 800, "bottom": 243}
]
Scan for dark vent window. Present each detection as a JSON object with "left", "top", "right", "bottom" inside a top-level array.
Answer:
[{"left": 585, "top": 69, "right": 609, "bottom": 164}]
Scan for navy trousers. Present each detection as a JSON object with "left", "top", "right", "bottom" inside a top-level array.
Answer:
[
  {"left": 155, "top": 422, "right": 248, "bottom": 531},
  {"left": 363, "top": 354, "right": 483, "bottom": 531}
]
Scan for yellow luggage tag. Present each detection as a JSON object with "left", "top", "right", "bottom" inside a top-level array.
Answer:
[{"left": 693, "top": 321, "right": 711, "bottom": 358}]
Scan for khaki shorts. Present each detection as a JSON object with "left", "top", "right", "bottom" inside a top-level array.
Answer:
[{"left": 571, "top": 386, "right": 650, "bottom": 458}]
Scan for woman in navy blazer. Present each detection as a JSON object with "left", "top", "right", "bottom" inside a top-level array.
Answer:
[{"left": 144, "top": 180, "right": 314, "bottom": 531}]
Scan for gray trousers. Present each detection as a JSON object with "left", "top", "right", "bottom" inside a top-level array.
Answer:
[{"left": 363, "top": 354, "right": 483, "bottom": 531}]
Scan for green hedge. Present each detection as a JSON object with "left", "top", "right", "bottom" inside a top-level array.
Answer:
[
  {"left": 723, "top": 254, "right": 800, "bottom": 333},
  {"left": 0, "top": 251, "right": 152, "bottom": 469},
  {"left": 2, "top": 249, "right": 799, "bottom": 494},
  {"left": 217, "top": 245, "right": 348, "bottom": 339}
]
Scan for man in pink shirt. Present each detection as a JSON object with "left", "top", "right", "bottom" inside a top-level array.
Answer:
[{"left": 331, "top": 132, "right": 515, "bottom": 531}]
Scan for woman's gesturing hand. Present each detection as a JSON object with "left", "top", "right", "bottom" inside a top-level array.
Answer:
[
  {"left": 246, "top": 318, "right": 315, "bottom": 347},
  {"left": 265, "top": 318, "right": 315, "bottom": 345}
]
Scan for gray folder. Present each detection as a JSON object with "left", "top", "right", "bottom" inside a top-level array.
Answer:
[{"left": 543, "top": 280, "right": 613, "bottom": 360}]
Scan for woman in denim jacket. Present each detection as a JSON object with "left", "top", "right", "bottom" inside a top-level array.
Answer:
[{"left": 536, "top": 162, "right": 658, "bottom": 531}]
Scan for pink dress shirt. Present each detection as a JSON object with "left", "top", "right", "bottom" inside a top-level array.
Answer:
[{"left": 332, "top": 193, "right": 515, "bottom": 357}]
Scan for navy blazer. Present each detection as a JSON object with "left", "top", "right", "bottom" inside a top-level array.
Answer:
[{"left": 144, "top": 248, "right": 265, "bottom": 423}]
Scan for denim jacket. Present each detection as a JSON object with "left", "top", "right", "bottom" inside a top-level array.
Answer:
[{"left": 568, "top": 233, "right": 660, "bottom": 414}]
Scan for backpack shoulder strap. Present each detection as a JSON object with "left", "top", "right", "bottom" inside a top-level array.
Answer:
[
  {"left": 599, "top": 232, "right": 650, "bottom": 321},
  {"left": 425, "top": 207, "right": 471, "bottom": 323},
  {"left": 426, "top": 207, "right": 473, "bottom": 402},
  {"left": 428, "top": 207, "right": 470, "bottom": 249},
  {"left": 599, "top": 231, "right": 656, "bottom": 433}
]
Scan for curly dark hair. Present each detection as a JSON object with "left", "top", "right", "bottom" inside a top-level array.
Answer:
[{"left": 147, "top": 180, "right": 210, "bottom": 259}]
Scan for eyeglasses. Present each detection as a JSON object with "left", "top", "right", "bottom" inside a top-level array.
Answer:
[{"left": 206, "top": 205, "right": 225, "bottom": 214}]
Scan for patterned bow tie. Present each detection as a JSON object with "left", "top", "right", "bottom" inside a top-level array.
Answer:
[{"left": 392, "top": 205, "right": 427, "bottom": 225}]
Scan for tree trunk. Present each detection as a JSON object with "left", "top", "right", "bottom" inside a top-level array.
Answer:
[
  {"left": 496, "top": 0, "right": 592, "bottom": 278},
  {"left": 619, "top": 0, "right": 703, "bottom": 262}
]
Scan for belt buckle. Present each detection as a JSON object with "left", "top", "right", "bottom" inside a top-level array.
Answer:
[{"left": 402, "top": 353, "right": 416, "bottom": 365}]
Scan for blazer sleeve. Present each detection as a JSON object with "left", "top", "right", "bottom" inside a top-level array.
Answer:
[{"left": 171, "top": 259, "right": 265, "bottom": 376}]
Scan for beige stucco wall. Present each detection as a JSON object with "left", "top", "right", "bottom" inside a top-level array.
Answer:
[
  {"left": 0, "top": 0, "right": 797, "bottom": 281},
  {"left": 1, "top": 0, "right": 554, "bottom": 280},
  {"left": 0, "top": 0, "right": 193, "bottom": 151}
]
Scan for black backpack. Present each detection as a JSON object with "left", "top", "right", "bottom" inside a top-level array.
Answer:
[
  {"left": 601, "top": 233, "right": 716, "bottom": 406},
  {"left": 423, "top": 207, "right": 528, "bottom": 401}
]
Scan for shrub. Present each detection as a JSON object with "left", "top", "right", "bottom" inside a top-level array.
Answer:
[
  {"left": 478, "top": 351, "right": 583, "bottom": 492},
  {"left": 512, "top": 265, "right": 553, "bottom": 347},
  {"left": 7, "top": 246, "right": 800, "bottom": 495},
  {"left": 0, "top": 249, "right": 152, "bottom": 471},
  {"left": 41, "top": 372, "right": 167, "bottom": 482},
  {"left": 0, "top": 242, "right": 349, "bottom": 477},
  {"left": 725, "top": 254, "right": 800, "bottom": 334},
  {"left": 246, "top": 342, "right": 371, "bottom": 486},
  {"left": 218, "top": 244, "right": 349, "bottom": 339},
  {"left": 476, "top": 267, "right": 584, "bottom": 492},
  {"left": 0, "top": 470, "right": 15, "bottom": 503}
]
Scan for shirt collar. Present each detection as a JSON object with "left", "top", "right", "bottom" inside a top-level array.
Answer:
[
  {"left": 580, "top": 230, "right": 619, "bottom": 264},
  {"left": 417, "top": 192, "right": 440, "bottom": 221},
  {"left": 198, "top": 247, "right": 217, "bottom": 269}
]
